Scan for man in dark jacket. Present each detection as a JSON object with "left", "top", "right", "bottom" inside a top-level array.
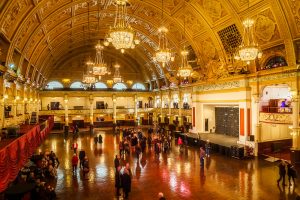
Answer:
[
  {"left": 79, "top": 150, "right": 86, "bottom": 169},
  {"left": 114, "top": 155, "right": 120, "bottom": 169},
  {"left": 122, "top": 168, "right": 131, "bottom": 199},
  {"left": 115, "top": 166, "right": 122, "bottom": 197},
  {"left": 277, "top": 160, "right": 286, "bottom": 186}
]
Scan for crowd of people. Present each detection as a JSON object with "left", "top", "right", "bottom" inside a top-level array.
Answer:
[{"left": 6, "top": 151, "right": 59, "bottom": 199}]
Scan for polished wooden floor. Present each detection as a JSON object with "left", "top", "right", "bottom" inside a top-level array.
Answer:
[{"left": 38, "top": 130, "right": 300, "bottom": 200}]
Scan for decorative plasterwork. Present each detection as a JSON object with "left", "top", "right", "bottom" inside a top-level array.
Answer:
[
  {"left": 249, "top": 71, "right": 297, "bottom": 83},
  {"left": 254, "top": 9, "right": 281, "bottom": 44},
  {"left": 193, "top": 80, "right": 244, "bottom": 92},
  {"left": 259, "top": 112, "right": 292, "bottom": 124},
  {"left": 196, "top": 0, "right": 228, "bottom": 23},
  {"left": 287, "top": 0, "right": 300, "bottom": 34}
]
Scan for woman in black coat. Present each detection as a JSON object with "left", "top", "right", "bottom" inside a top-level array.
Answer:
[{"left": 122, "top": 169, "right": 131, "bottom": 199}]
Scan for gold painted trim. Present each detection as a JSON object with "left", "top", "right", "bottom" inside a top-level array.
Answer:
[
  {"left": 192, "top": 99, "right": 251, "bottom": 103},
  {"left": 193, "top": 87, "right": 251, "bottom": 95}
]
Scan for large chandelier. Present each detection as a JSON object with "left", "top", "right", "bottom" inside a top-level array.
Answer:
[
  {"left": 83, "top": 57, "right": 97, "bottom": 85},
  {"left": 104, "top": 0, "right": 139, "bottom": 53},
  {"left": 154, "top": 27, "right": 174, "bottom": 67},
  {"left": 235, "top": 19, "right": 262, "bottom": 64},
  {"left": 113, "top": 64, "right": 122, "bottom": 83},
  {"left": 178, "top": 50, "right": 193, "bottom": 79},
  {"left": 154, "top": 0, "right": 174, "bottom": 67},
  {"left": 93, "top": 41, "right": 108, "bottom": 78}
]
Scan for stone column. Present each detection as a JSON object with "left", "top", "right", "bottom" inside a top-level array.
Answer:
[
  {"left": 113, "top": 95, "right": 117, "bottom": 124},
  {"left": 134, "top": 94, "right": 138, "bottom": 120},
  {"left": 291, "top": 92, "right": 300, "bottom": 165},
  {"left": 291, "top": 94, "right": 300, "bottom": 148},
  {"left": 160, "top": 92, "right": 163, "bottom": 123},
  {"left": 239, "top": 101, "right": 251, "bottom": 143},
  {"left": 89, "top": 95, "right": 94, "bottom": 125},
  {"left": 168, "top": 92, "right": 171, "bottom": 124},
  {"left": 64, "top": 95, "right": 69, "bottom": 126},
  {"left": 178, "top": 90, "right": 183, "bottom": 126},
  {"left": 251, "top": 94, "right": 261, "bottom": 156}
]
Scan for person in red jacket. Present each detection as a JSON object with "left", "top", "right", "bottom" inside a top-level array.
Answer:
[
  {"left": 72, "top": 153, "right": 79, "bottom": 173},
  {"left": 73, "top": 141, "right": 78, "bottom": 153}
]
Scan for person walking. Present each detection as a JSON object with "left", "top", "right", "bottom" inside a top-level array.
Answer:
[
  {"left": 83, "top": 156, "right": 90, "bottom": 180},
  {"left": 72, "top": 141, "right": 78, "bottom": 154},
  {"left": 115, "top": 166, "right": 122, "bottom": 197},
  {"left": 71, "top": 153, "right": 79, "bottom": 174},
  {"left": 178, "top": 137, "right": 183, "bottom": 151},
  {"left": 200, "top": 147, "right": 206, "bottom": 167},
  {"left": 277, "top": 160, "right": 286, "bottom": 186},
  {"left": 287, "top": 162, "right": 297, "bottom": 186}
]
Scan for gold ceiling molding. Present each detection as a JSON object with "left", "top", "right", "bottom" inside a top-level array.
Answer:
[{"left": 0, "top": 0, "right": 298, "bottom": 85}]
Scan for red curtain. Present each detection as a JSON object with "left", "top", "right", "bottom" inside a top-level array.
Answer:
[{"left": 0, "top": 116, "right": 54, "bottom": 192}]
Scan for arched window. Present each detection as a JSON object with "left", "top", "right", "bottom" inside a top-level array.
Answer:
[
  {"left": 113, "top": 83, "right": 127, "bottom": 90},
  {"left": 46, "top": 81, "right": 63, "bottom": 89},
  {"left": 132, "top": 83, "right": 146, "bottom": 90},
  {"left": 261, "top": 56, "right": 287, "bottom": 70},
  {"left": 70, "top": 81, "right": 83, "bottom": 89},
  {"left": 95, "top": 82, "right": 108, "bottom": 89}
]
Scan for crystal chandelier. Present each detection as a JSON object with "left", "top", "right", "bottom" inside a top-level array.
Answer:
[
  {"left": 104, "top": 0, "right": 139, "bottom": 52},
  {"left": 234, "top": 19, "right": 262, "bottom": 64},
  {"left": 113, "top": 64, "right": 122, "bottom": 83},
  {"left": 93, "top": 41, "right": 108, "bottom": 78},
  {"left": 177, "top": 5, "right": 192, "bottom": 80},
  {"left": 178, "top": 50, "right": 193, "bottom": 79},
  {"left": 154, "top": 0, "right": 174, "bottom": 67}
]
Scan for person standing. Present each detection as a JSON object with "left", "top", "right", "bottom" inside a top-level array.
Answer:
[
  {"left": 158, "top": 192, "right": 166, "bottom": 200},
  {"left": 200, "top": 147, "right": 206, "bottom": 167},
  {"left": 122, "top": 169, "right": 132, "bottom": 199},
  {"left": 115, "top": 166, "right": 122, "bottom": 197},
  {"left": 205, "top": 140, "right": 211, "bottom": 157},
  {"left": 114, "top": 155, "right": 120, "bottom": 170},
  {"left": 79, "top": 150, "right": 85, "bottom": 169},
  {"left": 277, "top": 160, "right": 286, "bottom": 186},
  {"left": 71, "top": 153, "right": 79, "bottom": 174}
]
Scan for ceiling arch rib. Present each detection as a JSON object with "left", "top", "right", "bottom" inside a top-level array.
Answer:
[
  {"left": 36, "top": 28, "right": 163, "bottom": 81},
  {"left": 12, "top": 1, "right": 197, "bottom": 79}
]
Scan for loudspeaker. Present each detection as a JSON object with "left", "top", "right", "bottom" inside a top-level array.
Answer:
[{"left": 250, "top": 135, "right": 255, "bottom": 141}]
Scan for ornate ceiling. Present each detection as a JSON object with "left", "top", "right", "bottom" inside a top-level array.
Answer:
[{"left": 0, "top": 0, "right": 299, "bottom": 87}]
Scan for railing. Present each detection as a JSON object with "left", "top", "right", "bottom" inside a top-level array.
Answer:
[
  {"left": 259, "top": 112, "right": 292, "bottom": 124},
  {"left": 261, "top": 106, "right": 292, "bottom": 113}
]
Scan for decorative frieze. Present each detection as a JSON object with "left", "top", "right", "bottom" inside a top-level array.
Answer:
[{"left": 259, "top": 112, "right": 292, "bottom": 124}]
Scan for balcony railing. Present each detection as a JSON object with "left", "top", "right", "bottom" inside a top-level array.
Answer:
[
  {"left": 261, "top": 106, "right": 292, "bottom": 113},
  {"left": 259, "top": 112, "right": 292, "bottom": 124}
]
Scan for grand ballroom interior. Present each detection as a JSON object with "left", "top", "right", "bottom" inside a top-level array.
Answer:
[{"left": 0, "top": 0, "right": 300, "bottom": 199}]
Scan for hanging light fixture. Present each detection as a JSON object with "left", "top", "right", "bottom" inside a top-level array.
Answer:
[
  {"left": 104, "top": 0, "right": 139, "bottom": 52},
  {"left": 154, "top": 0, "right": 174, "bottom": 67},
  {"left": 234, "top": 1, "right": 262, "bottom": 64},
  {"left": 82, "top": 2, "right": 97, "bottom": 86},
  {"left": 93, "top": 41, "right": 108, "bottom": 78},
  {"left": 177, "top": 2, "right": 193, "bottom": 79},
  {"left": 113, "top": 64, "right": 122, "bottom": 83}
]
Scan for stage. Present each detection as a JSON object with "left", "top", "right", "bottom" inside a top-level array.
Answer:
[{"left": 174, "top": 132, "right": 251, "bottom": 159}]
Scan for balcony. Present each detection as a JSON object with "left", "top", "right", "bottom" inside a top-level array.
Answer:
[{"left": 259, "top": 112, "right": 292, "bottom": 124}]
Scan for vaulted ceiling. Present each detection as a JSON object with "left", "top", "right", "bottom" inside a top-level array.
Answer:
[{"left": 0, "top": 0, "right": 299, "bottom": 87}]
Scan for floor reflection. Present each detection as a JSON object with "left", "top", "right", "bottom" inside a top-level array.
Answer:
[{"left": 38, "top": 130, "right": 300, "bottom": 200}]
